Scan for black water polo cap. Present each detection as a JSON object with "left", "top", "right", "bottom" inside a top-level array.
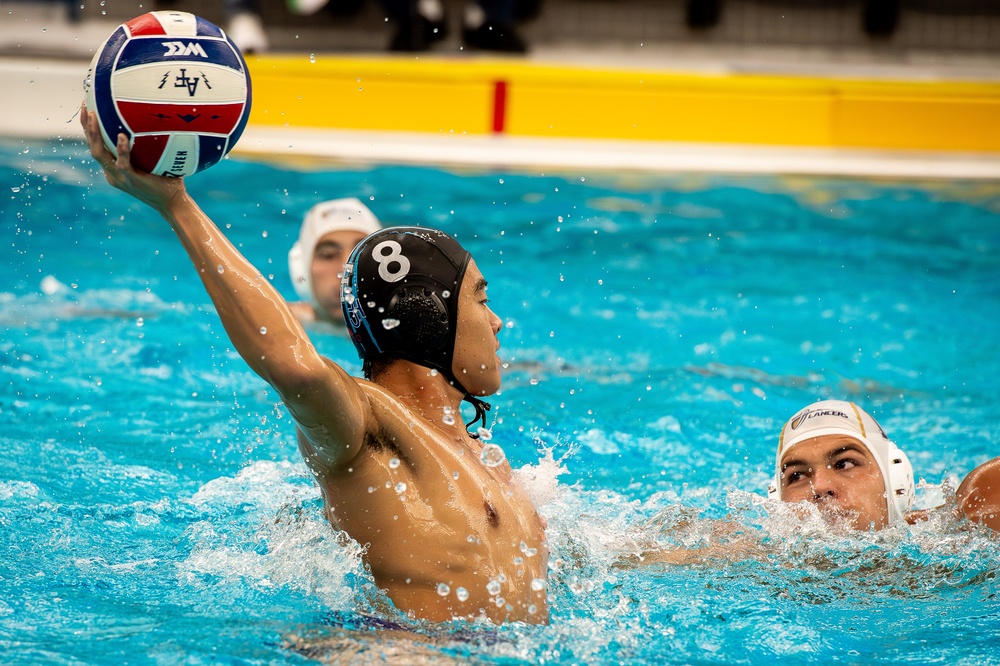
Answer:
[{"left": 342, "top": 226, "right": 471, "bottom": 385}]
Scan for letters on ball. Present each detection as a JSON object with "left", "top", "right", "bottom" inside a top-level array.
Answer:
[{"left": 85, "top": 11, "right": 252, "bottom": 177}]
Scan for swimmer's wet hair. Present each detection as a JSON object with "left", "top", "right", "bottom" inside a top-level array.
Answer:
[{"left": 362, "top": 355, "right": 393, "bottom": 382}]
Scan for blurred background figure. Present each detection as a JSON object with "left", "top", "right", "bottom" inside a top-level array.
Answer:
[
  {"left": 287, "top": 198, "right": 382, "bottom": 326},
  {"left": 226, "top": 0, "right": 270, "bottom": 53},
  {"left": 382, "top": 0, "right": 539, "bottom": 52}
]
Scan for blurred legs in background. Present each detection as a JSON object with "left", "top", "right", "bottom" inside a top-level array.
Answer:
[
  {"left": 226, "top": 0, "right": 270, "bottom": 53},
  {"left": 381, "top": 0, "right": 531, "bottom": 53}
]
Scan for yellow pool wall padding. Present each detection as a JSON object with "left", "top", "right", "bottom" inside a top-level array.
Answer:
[{"left": 245, "top": 55, "right": 1000, "bottom": 153}]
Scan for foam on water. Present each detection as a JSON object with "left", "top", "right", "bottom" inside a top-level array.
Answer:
[{"left": 180, "top": 460, "right": 369, "bottom": 609}]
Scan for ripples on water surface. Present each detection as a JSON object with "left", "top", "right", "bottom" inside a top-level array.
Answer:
[{"left": 1, "top": 141, "right": 999, "bottom": 664}]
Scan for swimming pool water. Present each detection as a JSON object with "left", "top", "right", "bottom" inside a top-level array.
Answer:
[{"left": 2, "top": 140, "right": 1000, "bottom": 664}]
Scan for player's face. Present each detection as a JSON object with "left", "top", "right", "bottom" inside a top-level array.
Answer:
[
  {"left": 310, "top": 230, "right": 368, "bottom": 320},
  {"left": 451, "top": 260, "right": 503, "bottom": 398},
  {"left": 778, "top": 434, "right": 890, "bottom": 531}
]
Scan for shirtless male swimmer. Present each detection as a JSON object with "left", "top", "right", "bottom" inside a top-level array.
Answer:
[{"left": 82, "top": 110, "right": 549, "bottom": 624}]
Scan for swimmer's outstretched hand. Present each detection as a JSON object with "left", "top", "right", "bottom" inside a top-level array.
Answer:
[{"left": 80, "top": 102, "right": 186, "bottom": 214}]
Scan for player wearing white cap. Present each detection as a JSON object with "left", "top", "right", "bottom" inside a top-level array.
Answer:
[
  {"left": 770, "top": 400, "right": 999, "bottom": 532},
  {"left": 637, "top": 400, "right": 1000, "bottom": 565},
  {"left": 286, "top": 198, "right": 381, "bottom": 325}
]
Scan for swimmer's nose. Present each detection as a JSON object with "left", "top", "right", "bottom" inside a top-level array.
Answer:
[
  {"left": 489, "top": 308, "right": 502, "bottom": 336},
  {"left": 810, "top": 467, "right": 838, "bottom": 499}
]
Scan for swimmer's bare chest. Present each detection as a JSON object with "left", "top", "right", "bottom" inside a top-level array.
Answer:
[{"left": 308, "top": 421, "right": 549, "bottom": 623}]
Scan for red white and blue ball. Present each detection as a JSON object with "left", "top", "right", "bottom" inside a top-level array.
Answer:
[{"left": 85, "top": 11, "right": 252, "bottom": 177}]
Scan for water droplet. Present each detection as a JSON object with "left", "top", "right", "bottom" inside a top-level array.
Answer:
[
  {"left": 452, "top": 471, "right": 460, "bottom": 480},
  {"left": 367, "top": 486, "right": 375, "bottom": 493},
  {"left": 528, "top": 604, "right": 537, "bottom": 615},
  {"left": 136, "top": 317, "right": 144, "bottom": 328},
  {"left": 476, "top": 427, "right": 492, "bottom": 441},
  {"left": 442, "top": 412, "right": 456, "bottom": 426},
  {"left": 394, "top": 481, "right": 407, "bottom": 493},
  {"left": 486, "top": 580, "right": 501, "bottom": 596},
  {"left": 367, "top": 301, "right": 376, "bottom": 308},
  {"left": 261, "top": 230, "right": 268, "bottom": 238},
  {"left": 309, "top": 53, "right": 316, "bottom": 63},
  {"left": 497, "top": 573, "right": 507, "bottom": 583},
  {"left": 382, "top": 318, "right": 400, "bottom": 330},
  {"left": 494, "top": 596, "right": 505, "bottom": 607},
  {"left": 513, "top": 556, "right": 523, "bottom": 565},
  {"left": 437, "top": 583, "right": 450, "bottom": 596},
  {"left": 531, "top": 578, "right": 546, "bottom": 591},
  {"left": 467, "top": 534, "right": 477, "bottom": 543},
  {"left": 442, "top": 290, "right": 451, "bottom": 298},
  {"left": 388, "top": 457, "right": 400, "bottom": 469},
  {"left": 217, "top": 265, "right": 225, "bottom": 274},
  {"left": 259, "top": 327, "right": 267, "bottom": 334},
  {"left": 456, "top": 587, "right": 469, "bottom": 602},
  {"left": 480, "top": 444, "right": 506, "bottom": 467}
]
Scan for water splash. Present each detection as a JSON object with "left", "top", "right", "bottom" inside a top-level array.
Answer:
[{"left": 480, "top": 444, "right": 505, "bottom": 467}]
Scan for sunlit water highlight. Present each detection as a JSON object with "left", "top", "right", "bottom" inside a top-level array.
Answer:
[{"left": 2, "top": 140, "right": 999, "bottom": 664}]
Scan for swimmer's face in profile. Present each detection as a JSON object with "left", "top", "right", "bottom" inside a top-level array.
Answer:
[
  {"left": 310, "top": 229, "right": 368, "bottom": 317},
  {"left": 451, "top": 260, "right": 503, "bottom": 398},
  {"left": 778, "top": 434, "right": 890, "bottom": 531}
]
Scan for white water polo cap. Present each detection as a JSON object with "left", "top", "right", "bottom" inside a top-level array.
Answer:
[
  {"left": 288, "top": 198, "right": 381, "bottom": 308},
  {"left": 767, "top": 400, "right": 915, "bottom": 525}
]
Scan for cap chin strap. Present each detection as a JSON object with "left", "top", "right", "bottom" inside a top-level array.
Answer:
[{"left": 464, "top": 395, "right": 492, "bottom": 438}]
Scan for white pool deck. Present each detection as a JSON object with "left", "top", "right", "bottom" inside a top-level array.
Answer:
[{"left": 4, "top": 2, "right": 1000, "bottom": 179}]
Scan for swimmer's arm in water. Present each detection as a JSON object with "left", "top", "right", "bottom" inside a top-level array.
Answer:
[
  {"left": 621, "top": 541, "right": 765, "bottom": 566},
  {"left": 82, "top": 107, "right": 370, "bottom": 470},
  {"left": 618, "top": 518, "right": 767, "bottom": 567}
]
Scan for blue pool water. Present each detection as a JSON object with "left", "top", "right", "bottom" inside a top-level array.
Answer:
[{"left": 2, "top": 139, "right": 1000, "bottom": 664}]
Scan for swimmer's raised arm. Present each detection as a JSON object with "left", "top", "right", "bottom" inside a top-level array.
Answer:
[{"left": 82, "top": 106, "right": 369, "bottom": 469}]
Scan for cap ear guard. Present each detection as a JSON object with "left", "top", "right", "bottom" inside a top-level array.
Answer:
[
  {"left": 886, "top": 442, "right": 915, "bottom": 519},
  {"left": 288, "top": 241, "right": 312, "bottom": 303},
  {"left": 384, "top": 285, "right": 451, "bottom": 359}
]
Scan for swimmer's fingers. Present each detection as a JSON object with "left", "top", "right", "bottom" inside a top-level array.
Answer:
[
  {"left": 80, "top": 103, "right": 186, "bottom": 209},
  {"left": 80, "top": 103, "right": 117, "bottom": 169}
]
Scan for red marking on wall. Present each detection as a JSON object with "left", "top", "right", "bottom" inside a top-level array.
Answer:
[{"left": 492, "top": 80, "right": 508, "bottom": 134}]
